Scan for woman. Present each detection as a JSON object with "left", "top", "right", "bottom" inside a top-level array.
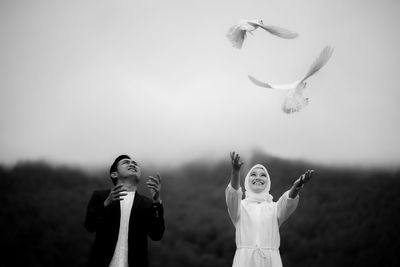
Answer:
[{"left": 225, "top": 152, "right": 313, "bottom": 267}]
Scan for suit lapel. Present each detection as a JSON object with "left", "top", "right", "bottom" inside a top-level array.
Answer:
[
  {"left": 131, "top": 192, "right": 142, "bottom": 211},
  {"left": 129, "top": 192, "right": 143, "bottom": 226},
  {"left": 107, "top": 190, "right": 121, "bottom": 230}
]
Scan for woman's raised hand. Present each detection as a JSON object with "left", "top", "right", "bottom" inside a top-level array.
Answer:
[
  {"left": 230, "top": 151, "right": 244, "bottom": 172},
  {"left": 294, "top": 170, "right": 314, "bottom": 188}
]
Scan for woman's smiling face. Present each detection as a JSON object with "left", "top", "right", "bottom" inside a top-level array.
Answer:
[{"left": 248, "top": 167, "right": 268, "bottom": 193}]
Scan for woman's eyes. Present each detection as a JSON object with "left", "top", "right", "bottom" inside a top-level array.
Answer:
[{"left": 250, "top": 173, "right": 266, "bottom": 177}]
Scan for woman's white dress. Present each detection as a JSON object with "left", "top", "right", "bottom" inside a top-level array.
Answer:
[{"left": 225, "top": 184, "right": 299, "bottom": 267}]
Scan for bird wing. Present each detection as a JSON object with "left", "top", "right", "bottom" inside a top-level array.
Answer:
[
  {"left": 301, "top": 46, "right": 334, "bottom": 82},
  {"left": 226, "top": 24, "right": 247, "bottom": 48},
  {"left": 248, "top": 75, "right": 300, "bottom": 90},
  {"left": 257, "top": 24, "right": 298, "bottom": 39},
  {"left": 248, "top": 75, "right": 273, "bottom": 88}
]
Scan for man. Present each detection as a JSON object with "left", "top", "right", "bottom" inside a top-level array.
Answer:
[{"left": 85, "top": 155, "right": 165, "bottom": 267}]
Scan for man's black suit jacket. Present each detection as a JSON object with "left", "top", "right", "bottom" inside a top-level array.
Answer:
[{"left": 84, "top": 189, "right": 165, "bottom": 267}]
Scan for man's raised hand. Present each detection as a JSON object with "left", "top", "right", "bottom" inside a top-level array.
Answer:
[
  {"left": 147, "top": 173, "right": 162, "bottom": 203},
  {"left": 104, "top": 184, "right": 127, "bottom": 207}
]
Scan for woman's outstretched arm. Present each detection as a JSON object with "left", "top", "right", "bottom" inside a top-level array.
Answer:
[
  {"left": 230, "top": 151, "right": 243, "bottom": 190},
  {"left": 226, "top": 151, "right": 244, "bottom": 225},
  {"left": 277, "top": 170, "right": 314, "bottom": 226},
  {"left": 288, "top": 170, "right": 314, "bottom": 198}
]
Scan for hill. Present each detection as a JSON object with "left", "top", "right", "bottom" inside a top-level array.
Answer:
[{"left": 0, "top": 154, "right": 399, "bottom": 267}]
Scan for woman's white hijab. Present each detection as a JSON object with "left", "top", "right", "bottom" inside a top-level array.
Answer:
[{"left": 244, "top": 164, "right": 273, "bottom": 203}]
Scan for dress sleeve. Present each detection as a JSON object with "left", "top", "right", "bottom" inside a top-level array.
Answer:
[
  {"left": 225, "top": 183, "right": 243, "bottom": 225},
  {"left": 276, "top": 190, "right": 299, "bottom": 226}
]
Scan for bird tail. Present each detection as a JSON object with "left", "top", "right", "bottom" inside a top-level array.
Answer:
[
  {"left": 226, "top": 25, "right": 246, "bottom": 49},
  {"left": 282, "top": 94, "right": 309, "bottom": 114}
]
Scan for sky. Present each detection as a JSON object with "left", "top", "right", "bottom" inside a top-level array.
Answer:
[{"left": 1, "top": 0, "right": 400, "bottom": 168}]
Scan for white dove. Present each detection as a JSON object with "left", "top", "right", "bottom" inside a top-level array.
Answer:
[
  {"left": 248, "top": 45, "right": 334, "bottom": 114},
  {"left": 227, "top": 19, "right": 298, "bottom": 49}
]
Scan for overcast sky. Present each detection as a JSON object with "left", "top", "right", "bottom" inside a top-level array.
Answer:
[{"left": 1, "top": 0, "right": 400, "bottom": 168}]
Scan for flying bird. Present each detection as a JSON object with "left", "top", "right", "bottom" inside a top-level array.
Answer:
[
  {"left": 227, "top": 19, "right": 298, "bottom": 49},
  {"left": 248, "top": 46, "right": 334, "bottom": 114}
]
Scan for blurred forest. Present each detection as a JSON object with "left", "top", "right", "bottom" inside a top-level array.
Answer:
[{"left": 0, "top": 152, "right": 399, "bottom": 267}]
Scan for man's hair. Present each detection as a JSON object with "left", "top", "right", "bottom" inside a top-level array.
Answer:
[{"left": 109, "top": 155, "right": 131, "bottom": 185}]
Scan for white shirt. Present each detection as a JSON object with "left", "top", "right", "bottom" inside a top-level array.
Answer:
[{"left": 109, "top": 191, "right": 135, "bottom": 267}]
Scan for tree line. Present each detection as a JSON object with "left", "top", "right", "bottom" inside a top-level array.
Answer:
[{"left": 0, "top": 153, "right": 399, "bottom": 267}]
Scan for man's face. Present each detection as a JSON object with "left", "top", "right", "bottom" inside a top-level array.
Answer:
[
  {"left": 248, "top": 167, "right": 268, "bottom": 193},
  {"left": 115, "top": 158, "right": 141, "bottom": 179}
]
